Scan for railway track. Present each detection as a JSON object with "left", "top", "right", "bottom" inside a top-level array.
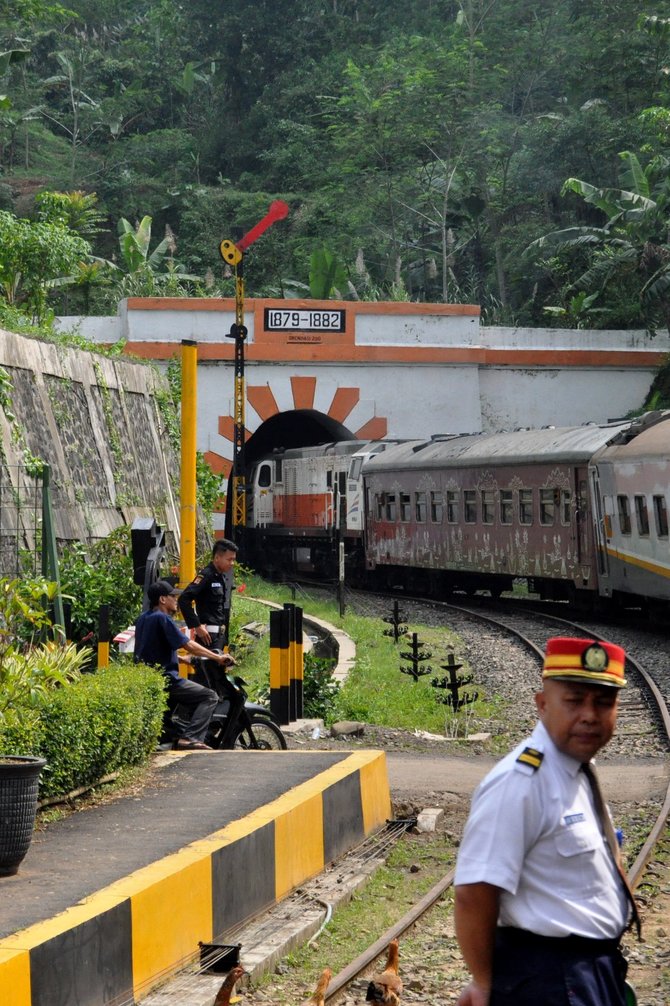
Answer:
[{"left": 140, "top": 590, "right": 670, "bottom": 1005}]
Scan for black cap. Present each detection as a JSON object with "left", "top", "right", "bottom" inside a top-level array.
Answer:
[{"left": 147, "top": 580, "right": 181, "bottom": 605}]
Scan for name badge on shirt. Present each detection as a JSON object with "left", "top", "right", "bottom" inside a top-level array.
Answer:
[
  {"left": 563, "top": 812, "right": 586, "bottom": 826},
  {"left": 212, "top": 582, "right": 223, "bottom": 592}
]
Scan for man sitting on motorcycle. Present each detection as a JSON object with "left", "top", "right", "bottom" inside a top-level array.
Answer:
[{"left": 134, "top": 580, "right": 235, "bottom": 751}]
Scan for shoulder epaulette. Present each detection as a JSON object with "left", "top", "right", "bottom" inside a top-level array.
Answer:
[{"left": 515, "top": 747, "right": 544, "bottom": 771}]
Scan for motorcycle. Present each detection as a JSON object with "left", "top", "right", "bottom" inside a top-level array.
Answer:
[{"left": 170, "top": 654, "right": 287, "bottom": 751}]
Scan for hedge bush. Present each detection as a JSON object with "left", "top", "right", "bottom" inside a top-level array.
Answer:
[{"left": 0, "top": 660, "right": 166, "bottom": 800}]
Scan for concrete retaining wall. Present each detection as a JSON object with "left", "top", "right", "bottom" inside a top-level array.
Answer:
[{"left": 0, "top": 328, "right": 180, "bottom": 556}]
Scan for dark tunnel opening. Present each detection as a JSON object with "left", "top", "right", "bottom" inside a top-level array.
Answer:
[
  {"left": 223, "top": 409, "right": 356, "bottom": 539},
  {"left": 243, "top": 409, "right": 355, "bottom": 468}
]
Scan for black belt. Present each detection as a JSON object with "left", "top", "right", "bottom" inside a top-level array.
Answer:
[{"left": 496, "top": 927, "right": 621, "bottom": 955}]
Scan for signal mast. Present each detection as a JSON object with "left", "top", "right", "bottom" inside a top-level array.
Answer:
[{"left": 219, "top": 200, "right": 289, "bottom": 535}]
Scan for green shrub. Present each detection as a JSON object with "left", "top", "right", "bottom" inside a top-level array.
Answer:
[
  {"left": 0, "top": 577, "right": 87, "bottom": 732},
  {"left": 0, "top": 660, "right": 166, "bottom": 799},
  {"left": 302, "top": 653, "right": 339, "bottom": 722},
  {"left": 59, "top": 527, "right": 143, "bottom": 645}
]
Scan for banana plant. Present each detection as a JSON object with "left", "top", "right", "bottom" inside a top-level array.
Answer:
[
  {"left": 0, "top": 48, "right": 30, "bottom": 111},
  {"left": 309, "top": 245, "right": 348, "bottom": 299},
  {"left": 117, "top": 216, "right": 173, "bottom": 275},
  {"left": 528, "top": 151, "right": 670, "bottom": 330}
]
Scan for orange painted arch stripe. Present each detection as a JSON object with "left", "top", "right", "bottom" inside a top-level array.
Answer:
[{"left": 119, "top": 342, "right": 666, "bottom": 367}]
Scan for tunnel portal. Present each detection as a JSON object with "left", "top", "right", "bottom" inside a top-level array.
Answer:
[{"left": 243, "top": 409, "right": 355, "bottom": 468}]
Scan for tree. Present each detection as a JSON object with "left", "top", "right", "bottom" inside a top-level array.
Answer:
[
  {"left": 0, "top": 210, "right": 91, "bottom": 321},
  {"left": 527, "top": 151, "right": 670, "bottom": 331},
  {"left": 35, "top": 189, "right": 106, "bottom": 237}
]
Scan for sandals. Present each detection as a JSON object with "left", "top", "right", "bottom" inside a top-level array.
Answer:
[{"left": 173, "top": 738, "right": 213, "bottom": 751}]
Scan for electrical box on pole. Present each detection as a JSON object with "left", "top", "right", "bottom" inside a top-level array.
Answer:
[{"left": 219, "top": 200, "right": 289, "bottom": 538}]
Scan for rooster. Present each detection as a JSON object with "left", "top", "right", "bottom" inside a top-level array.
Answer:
[
  {"left": 214, "top": 965, "right": 246, "bottom": 1006},
  {"left": 301, "top": 967, "right": 332, "bottom": 1006},
  {"left": 365, "top": 939, "right": 402, "bottom": 1005}
]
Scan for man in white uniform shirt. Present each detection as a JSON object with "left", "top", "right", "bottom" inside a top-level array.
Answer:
[{"left": 454, "top": 636, "right": 638, "bottom": 1006}]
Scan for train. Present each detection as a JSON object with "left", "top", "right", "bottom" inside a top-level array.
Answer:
[{"left": 243, "top": 410, "right": 670, "bottom": 612}]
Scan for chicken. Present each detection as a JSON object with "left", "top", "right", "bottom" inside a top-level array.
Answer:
[
  {"left": 365, "top": 939, "right": 402, "bottom": 1005},
  {"left": 214, "top": 965, "right": 246, "bottom": 1006},
  {"left": 301, "top": 966, "right": 332, "bottom": 1006}
]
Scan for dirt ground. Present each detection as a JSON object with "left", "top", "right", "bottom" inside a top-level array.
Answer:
[{"left": 385, "top": 752, "right": 670, "bottom": 806}]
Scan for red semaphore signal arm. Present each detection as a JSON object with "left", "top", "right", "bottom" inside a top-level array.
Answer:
[{"left": 219, "top": 200, "right": 289, "bottom": 265}]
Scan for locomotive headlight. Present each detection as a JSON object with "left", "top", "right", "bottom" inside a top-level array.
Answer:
[{"left": 582, "top": 644, "right": 609, "bottom": 672}]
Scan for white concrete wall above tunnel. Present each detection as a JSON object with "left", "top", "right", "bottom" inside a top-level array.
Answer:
[
  {"left": 55, "top": 299, "right": 669, "bottom": 482},
  {"left": 479, "top": 367, "right": 658, "bottom": 431},
  {"left": 355, "top": 306, "right": 480, "bottom": 346}
]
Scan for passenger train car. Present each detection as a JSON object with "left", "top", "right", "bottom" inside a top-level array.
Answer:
[
  {"left": 244, "top": 411, "right": 670, "bottom": 610},
  {"left": 588, "top": 411, "right": 670, "bottom": 610},
  {"left": 361, "top": 422, "right": 630, "bottom": 604}
]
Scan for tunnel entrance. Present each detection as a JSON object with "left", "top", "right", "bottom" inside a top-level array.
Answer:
[
  {"left": 223, "top": 410, "right": 356, "bottom": 539},
  {"left": 243, "top": 409, "right": 355, "bottom": 468}
]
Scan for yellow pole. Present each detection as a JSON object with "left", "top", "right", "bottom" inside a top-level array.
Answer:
[{"left": 179, "top": 339, "right": 198, "bottom": 587}]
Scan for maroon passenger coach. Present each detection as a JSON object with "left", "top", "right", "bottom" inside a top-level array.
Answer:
[{"left": 361, "top": 422, "right": 630, "bottom": 604}]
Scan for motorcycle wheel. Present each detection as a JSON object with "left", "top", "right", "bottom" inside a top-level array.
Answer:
[{"left": 232, "top": 716, "right": 287, "bottom": 751}]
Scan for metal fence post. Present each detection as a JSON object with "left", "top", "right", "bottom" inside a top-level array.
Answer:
[{"left": 40, "top": 464, "right": 65, "bottom": 633}]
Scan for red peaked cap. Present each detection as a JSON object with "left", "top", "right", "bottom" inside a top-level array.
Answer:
[{"left": 542, "top": 636, "right": 626, "bottom": 689}]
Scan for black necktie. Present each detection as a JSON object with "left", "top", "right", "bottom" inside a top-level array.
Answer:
[{"left": 582, "top": 762, "right": 641, "bottom": 939}]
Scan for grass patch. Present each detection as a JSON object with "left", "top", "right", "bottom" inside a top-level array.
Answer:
[{"left": 229, "top": 574, "right": 506, "bottom": 739}]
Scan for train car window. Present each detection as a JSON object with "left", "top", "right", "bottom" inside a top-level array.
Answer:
[
  {"left": 481, "top": 490, "right": 494, "bottom": 524},
  {"left": 499, "top": 489, "right": 513, "bottom": 524},
  {"left": 464, "top": 490, "right": 477, "bottom": 523},
  {"left": 258, "top": 463, "right": 272, "bottom": 488},
  {"left": 349, "top": 458, "right": 363, "bottom": 480},
  {"left": 431, "top": 491, "right": 443, "bottom": 523},
  {"left": 326, "top": 470, "right": 332, "bottom": 488},
  {"left": 653, "top": 495, "right": 668, "bottom": 537},
  {"left": 540, "top": 489, "right": 555, "bottom": 526},
  {"left": 385, "top": 493, "right": 397, "bottom": 521},
  {"left": 561, "top": 490, "right": 571, "bottom": 524},
  {"left": 447, "top": 490, "right": 459, "bottom": 523},
  {"left": 617, "top": 495, "right": 631, "bottom": 535},
  {"left": 415, "top": 491, "right": 427, "bottom": 522},
  {"left": 634, "top": 495, "right": 649, "bottom": 536},
  {"left": 400, "top": 492, "right": 411, "bottom": 521},
  {"left": 519, "top": 489, "right": 533, "bottom": 525},
  {"left": 275, "top": 460, "right": 283, "bottom": 483},
  {"left": 375, "top": 493, "right": 384, "bottom": 520}
]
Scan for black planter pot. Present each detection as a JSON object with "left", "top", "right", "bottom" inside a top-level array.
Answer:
[{"left": 0, "top": 755, "right": 47, "bottom": 876}]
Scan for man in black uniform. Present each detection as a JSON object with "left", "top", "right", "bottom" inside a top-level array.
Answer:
[{"left": 178, "top": 539, "right": 238, "bottom": 649}]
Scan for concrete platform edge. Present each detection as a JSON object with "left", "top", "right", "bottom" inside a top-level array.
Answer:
[{"left": 0, "top": 750, "right": 390, "bottom": 1006}]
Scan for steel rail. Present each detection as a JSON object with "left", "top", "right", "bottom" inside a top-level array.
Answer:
[{"left": 325, "top": 868, "right": 456, "bottom": 1002}]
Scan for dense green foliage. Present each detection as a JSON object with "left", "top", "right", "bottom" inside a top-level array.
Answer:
[
  {"left": 2, "top": 2, "right": 670, "bottom": 328},
  {"left": 0, "top": 576, "right": 82, "bottom": 730},
  {"left": 0, "top": 660, "right": 166, "bottom": 798},
  {"left": 58, "top": 525, "right": 143, "bottom": 646}
]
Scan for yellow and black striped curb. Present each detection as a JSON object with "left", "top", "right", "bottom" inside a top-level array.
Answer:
[{"left": 0, "top": 750, "right": 390, "bottom": 1006}]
